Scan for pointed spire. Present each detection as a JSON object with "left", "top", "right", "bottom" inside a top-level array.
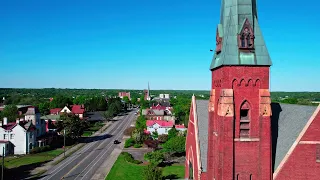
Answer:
[
  {"left": 210, "top": 0, "right": 271, "bottom": 70},
  {"left": 148, "top": 81, "right": 150, "bottom": 99}
]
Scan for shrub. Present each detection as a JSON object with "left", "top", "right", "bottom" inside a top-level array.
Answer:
[
  {"left": 133, "top": 144, "right": 142, "bottom": 148},
  {"left": 124, "top": 127, "right": 136, "bottom": 136},
  {"left": 30, "top": 147, "right": 41, "bottom": 154},
  {"left": 30, "top": 145, "right": 52, "bottom": 154},
  {"left": 144, "top": 139, "right": 159, "bottom": 149},
  {"left": 151, "top": 131, "right": 158, "bottom": 139},
  {"left": 144, "top": 151, "right": 164, "bottom": 165},
  {"left": 168, "top": 128, "right": 178, "bottom": 140},
  {"left": 143, "top": 164, "right": 162, "bottom": 180},
  {"left": 158, "top": 134, "right": 168, "bottom": 143},
  {"left": 162, "top": 136, "right": 186, "bottom": 154},
  {"left": 121, "top": 152, "right": 142, "bottom": 164},
  {"left": 124, "top": 138, "right": 135, "bottom": 148}
]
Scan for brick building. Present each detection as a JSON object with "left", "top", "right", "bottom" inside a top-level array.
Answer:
[{"left": 185, "top": 0, "right": 320, "bottom": 180}]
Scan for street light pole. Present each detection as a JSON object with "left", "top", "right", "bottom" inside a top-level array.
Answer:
[
  {"left": 63, "top": 129, "right": 66, "bottom": 157},
  {"left": 2, "top": 147, "right": 4, "bottom": 180}
]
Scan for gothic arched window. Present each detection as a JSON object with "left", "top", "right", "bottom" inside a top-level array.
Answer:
[
  {"left": 247, "top": 33, "right": 251, "bottom": 47},
  {"left": 240, "top": 101, "right": 250, "bottom": 138},
  {"left": 189, "top": 161, "right": 194, "bottom": 180},
  {"left": 238, "top": 19, "right": 255, "bottom": 49},
  {"left": 241, "top": 34, "right": 245, "bottom": 48}
]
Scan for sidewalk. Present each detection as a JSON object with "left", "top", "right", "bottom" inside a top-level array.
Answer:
[
  {"left": 91, "top": 136, "right": 127, "bottom": 180},
  {"left": 30, "top": 121, "right": 112, "bottom": 177}
]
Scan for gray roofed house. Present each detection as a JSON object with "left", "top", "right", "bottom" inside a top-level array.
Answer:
[
  {"left": 195, "top": 100, "right": 209, "bottom": 172},
  {"left": 41, "top": 115, "right": 61, "bottom": 121},
  {"left": 142, "top": 109, "right": 165, "bottom": 116}
]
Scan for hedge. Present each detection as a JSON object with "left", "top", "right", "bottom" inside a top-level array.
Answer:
[{"left": 121, "top": 152, "right": 142, "bottom": 164}]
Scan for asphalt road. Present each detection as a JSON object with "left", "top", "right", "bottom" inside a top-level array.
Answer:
[{"left": 40, "top": 110, "right": 136, "bottom": 180}]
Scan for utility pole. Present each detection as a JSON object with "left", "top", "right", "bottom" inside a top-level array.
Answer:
[
  {"left": 63, "top": 129, "right": 66, "bottom": 157},
  {"left": 2, "top": 147, "right": 4, "bottom": 180}
]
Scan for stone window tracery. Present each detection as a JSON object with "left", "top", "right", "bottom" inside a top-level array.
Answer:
[
  {"left": 240, "top": 101, "right": 250, "bottom": 138},
  {"left": 238, "top": 19, "right": 255, "bottom": 49}
]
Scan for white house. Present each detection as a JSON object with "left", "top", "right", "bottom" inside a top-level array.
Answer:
[
  {"left": 0, "top": 118, "right": 36, "bottom": 156},
  {"left": 175, "top": 124, "right": 187, "bottom": 132},
  {"left": 60, "top": 106, "right": 72, "bottom": 114},
  {"left": 146, "top": 120, "right": 174, "bottom": 135}
]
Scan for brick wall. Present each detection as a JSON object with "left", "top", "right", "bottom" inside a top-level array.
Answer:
[{"left": 207, "top": 66, "right": 272, "bottom": 180}]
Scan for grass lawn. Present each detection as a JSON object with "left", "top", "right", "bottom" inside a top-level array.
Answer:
[
  {"left": 4, "top": 149, "right": 64, "bottom": 169},
  {"left": 106, "top": 154, "right": 185, "bottom": 180},
  {"left": 82, "top": 130, "right": 94, "bottom": 137},
  {"left": 82, "top": 122, "right": 104, "bottom": 137},
  {"left": 162, "top": 165, "right": 185, "bottom": 179}
]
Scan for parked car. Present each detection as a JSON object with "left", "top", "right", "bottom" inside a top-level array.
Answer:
[{"left": 114, "top": 140, "right": 120, "bottom": 144}]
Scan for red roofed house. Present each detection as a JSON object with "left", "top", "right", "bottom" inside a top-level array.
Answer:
[
  {"left": 175, "top": 124, "right": 187, "bottom": 132},
  {"left": 71, "top": 105, "right": 85, "bottom": 119},
  {"left": 57, "top": 105, "right": 85, "bottom": 119},
  {"left": 50, "top": 108, "right": 62, "bottom": 115},
  {"left": 185, "top": 0, "right": 320, "bottom": 180}
]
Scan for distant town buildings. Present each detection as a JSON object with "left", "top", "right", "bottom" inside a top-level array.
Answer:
[
  {"left": 159, "top": 94, "right": 170, "bottom": 99},
  {"left": 118, "top": 92, "right": 131, "bottom": 100}
]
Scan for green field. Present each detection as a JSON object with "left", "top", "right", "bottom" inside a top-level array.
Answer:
[
  {"left": 4, "top": 149, "right": 64, "bottom": 169},
  {"left": 82, "top": 122, "right": 104, "bottom": 137},
  {"left": 106, "top": 154, "right": 185, "bottom": 180}
]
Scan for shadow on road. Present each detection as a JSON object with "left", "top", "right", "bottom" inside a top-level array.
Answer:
[
  {"left": 4, "top": 161, "right": 50, "bottom": 180},
  {"left": 78, "top": 134, "right": 114, "bottom": 143}
]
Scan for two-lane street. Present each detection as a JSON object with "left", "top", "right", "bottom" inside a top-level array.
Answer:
[{"left": 40, "top": 110, "right": 136, "bottom": 180}]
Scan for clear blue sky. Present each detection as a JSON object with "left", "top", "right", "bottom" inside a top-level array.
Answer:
[{"left": 1, "top": 0, "right": 319, "bottom": 91}]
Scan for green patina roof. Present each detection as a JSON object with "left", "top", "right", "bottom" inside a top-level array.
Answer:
[
  {"left": 41, "top": 114, "right": 61, "bottom": 120},
  {"left": 210, "top": 0, "right": 272, "bottom": 70}
]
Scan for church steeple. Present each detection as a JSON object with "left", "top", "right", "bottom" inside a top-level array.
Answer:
[{"left": 210, "top": 0, "right": 272, "bottom": 70}]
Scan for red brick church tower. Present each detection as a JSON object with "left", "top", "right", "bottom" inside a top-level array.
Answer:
[{"left": 207, "top": 0, "right": 272, "bottom": 179}]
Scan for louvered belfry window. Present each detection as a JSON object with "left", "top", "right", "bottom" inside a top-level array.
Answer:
[
  {"left": 240, "top": 101, "right": 250, "bottom": 138},
  {"left": 316, "top": 144, "right": 320, "bottom": 163}
]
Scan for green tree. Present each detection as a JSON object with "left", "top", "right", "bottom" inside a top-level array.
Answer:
[
  {"left": 50, "top": 96, "right": 73, "bottom": 108},
  {"left": 131, "top": 98, "right": 137, "bottom": 105},
  {"left": 102, "top": 110, "right": 114, "bottom": 121},
  {"left": 136, "top": 115, "right": 147, "bottom": 131},
  {"left": 123, "top": 96, "right": 130, "bottom": 104},
  {"left": 162, "top": 136, "right": 186, "bottom": 154},
  {"left": 132, "top": 129, "right": 146, "bottom": 144},
  {"left": 158, "top": 134, "right": 168, "bottom": 143},
  {"left": 73, "top": 95, "right": 86, "bottom": 105},
  {"left": 152, "top": 131, "right": 158, "bottom": 139},
  {"left": 144, "top": 151, "right": 164, "bottom": 165},
  {"left": 97, "top": 97, "right": 108, "bottom": 111},
  {"left": 38, "top": 102, "right": 50, "bottom": 115},
  {"left": 168, "top": 128, "right": 178, "bottom": 140},
  {"left": 2, "top": 105, "right": 18, "bottom": 122},
  {"left": 143, "top": 164, "right": 163, "bottom": 180},
  {"left": 59, "top": 114, "right": 88, "bottom": 139}
]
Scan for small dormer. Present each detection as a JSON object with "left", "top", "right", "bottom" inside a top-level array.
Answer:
[
  {"left": 215, "top": 24, "right": 223, "bottom": 54},
  {"left": 238, "top": 18, "right": 255, "bottom": 50}
]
